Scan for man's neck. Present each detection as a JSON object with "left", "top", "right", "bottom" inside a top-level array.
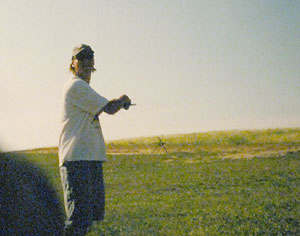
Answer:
[{"left": 76, "top": 73, "right": 91, "bottom": 84}]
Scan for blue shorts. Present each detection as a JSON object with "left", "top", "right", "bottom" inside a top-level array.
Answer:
[{"left": 60, "top": 161, "right": 105, "bottom": 234}]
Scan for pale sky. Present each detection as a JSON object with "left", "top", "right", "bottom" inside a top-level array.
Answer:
[{"left": 1, "top": 0, "right": 299, "bottom": 151}]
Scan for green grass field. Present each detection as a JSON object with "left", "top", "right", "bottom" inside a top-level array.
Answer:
[{"left": 11, "top": 128, "right": 300, "bottom": 235}]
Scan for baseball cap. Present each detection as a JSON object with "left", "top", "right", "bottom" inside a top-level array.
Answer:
[{"left": 72, "top": 44, "right": 94, "bottom": 60}]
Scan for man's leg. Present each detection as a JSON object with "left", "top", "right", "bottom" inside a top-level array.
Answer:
[
  {"left": 60, "top": 161, "right": 93, "bottom": 236},
  {"left": 90, "top": 161, "right": 105, "bottom": 222}
]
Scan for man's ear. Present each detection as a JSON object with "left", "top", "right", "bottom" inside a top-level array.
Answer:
[{"left": 72, "top": 59, "right": 79, "bottom": 69}]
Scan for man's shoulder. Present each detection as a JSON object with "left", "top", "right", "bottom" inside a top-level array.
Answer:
[
  {"left": 70, "top": 76, "right": 86, "bottom": 85},
  {"left": 64, "top": 77, "right": 88, "bottom": 90}
]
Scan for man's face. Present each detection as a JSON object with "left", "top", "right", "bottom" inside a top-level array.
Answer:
[{"left": 73, "top": 58, "right": 95, "bottom": 80}]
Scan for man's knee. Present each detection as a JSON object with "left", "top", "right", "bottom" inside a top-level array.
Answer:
[{"left": 64, "top": 219, "right": 92, "bottom": 236}]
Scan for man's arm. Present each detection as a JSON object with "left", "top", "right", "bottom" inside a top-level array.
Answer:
[{"left": 97, "top": 95, "right": 131, "bottom": 116}]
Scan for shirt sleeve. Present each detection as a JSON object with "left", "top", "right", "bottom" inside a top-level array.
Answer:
[{"left": 67, "top": 80, "right": 109, "bottom": 115}]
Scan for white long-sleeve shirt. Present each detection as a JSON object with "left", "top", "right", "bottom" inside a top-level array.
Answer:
[{"left": 58, "top": 76, "right": 109, "bottom": 166}]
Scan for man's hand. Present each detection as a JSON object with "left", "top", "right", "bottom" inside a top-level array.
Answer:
[
  {"left": 120, "top": 95, "right": 131, "bottom": 110},
  {"left": 102, "top": 94, "right": 132, "bottom": 115}
]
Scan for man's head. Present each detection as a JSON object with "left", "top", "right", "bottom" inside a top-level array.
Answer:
[
  {"left": 72, "top": 44, "right": 94, "bottom": 61},
  {"left": 69, "top": 44, "right": 96, "bottom": 82}
]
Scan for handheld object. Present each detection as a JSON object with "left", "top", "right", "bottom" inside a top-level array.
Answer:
[{"left": 124, "top": 103, "right": 136, "bottom": 110}]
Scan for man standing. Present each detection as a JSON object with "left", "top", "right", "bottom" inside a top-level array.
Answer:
[{"left": 59, "top": 44, "right": 132, "bottom": 236}]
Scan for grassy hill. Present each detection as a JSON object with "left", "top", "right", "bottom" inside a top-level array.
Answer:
[
  {"left": 6, "top": 128, "right": 300, "bottom": 235},
  {"left": 23, "top": 128, "right": 300, "bottom": 157}
]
